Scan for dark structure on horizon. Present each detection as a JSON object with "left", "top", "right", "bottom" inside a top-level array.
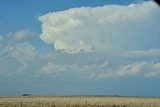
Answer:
[{"left": 22, "top": 94, "right": 31, "bottom": 96}]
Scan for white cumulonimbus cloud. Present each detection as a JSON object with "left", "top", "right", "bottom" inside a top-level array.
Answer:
[{"left": 39, "top": 1, "right": 160, "bottom": 53}]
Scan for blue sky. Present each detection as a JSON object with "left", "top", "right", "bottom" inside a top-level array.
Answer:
[
  {"left": 0, "top": 0, "right": 160, "bottom": 96},
  {"left": 0, "top": 0, "right": 147, "bottom": 35}
]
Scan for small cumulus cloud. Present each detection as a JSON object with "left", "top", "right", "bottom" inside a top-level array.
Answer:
[
  {"left": 93, "top": 61, "right": 160, "bottom": 78},
  {"left": 6, "top": 29, "right": 38, "bottom": 43},
  {"left": 145, "top": 62, "right": 160, "bottom": 77},
  {"left": 39, "top": 62, "right": 81, "bottom": 76},
  {"left": 0, "top": 30, "right": 40, "bottom": 78},
  {"left": 39, "top": 1, "right": 160, "bottom": 53},
  {"left": 0, "top": 43, "right": 38, "bottom": 77},
  {"left": 115, "top": 61, "right": 146, "bottom": 77},
  {"left": 8, "top": 43, "right": 36, "bottom": 61}
]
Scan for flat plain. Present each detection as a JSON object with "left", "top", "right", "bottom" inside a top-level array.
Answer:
[{"left": 0, "top": 96, "right": 160, "bottom": 107}]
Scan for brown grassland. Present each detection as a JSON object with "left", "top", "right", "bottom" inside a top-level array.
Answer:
[{"left": 0, "top": 96, "right": 160, "bottom": 107}]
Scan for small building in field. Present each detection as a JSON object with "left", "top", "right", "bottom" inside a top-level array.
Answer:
[{"left": 22, "top": 94, "right": 31, "bottom": 96}]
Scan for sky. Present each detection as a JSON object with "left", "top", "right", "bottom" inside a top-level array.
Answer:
[{"left": 0, "top": 0, "right": 160, "bottom": 97}]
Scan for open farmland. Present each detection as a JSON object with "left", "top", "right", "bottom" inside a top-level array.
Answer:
[{"left": 0, "top": 96, "right": 160, "bottom": 107}]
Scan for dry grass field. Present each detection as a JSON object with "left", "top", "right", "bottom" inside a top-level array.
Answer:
[{"left": 0, "top": 96, "right": 160, "bottom": 107}]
